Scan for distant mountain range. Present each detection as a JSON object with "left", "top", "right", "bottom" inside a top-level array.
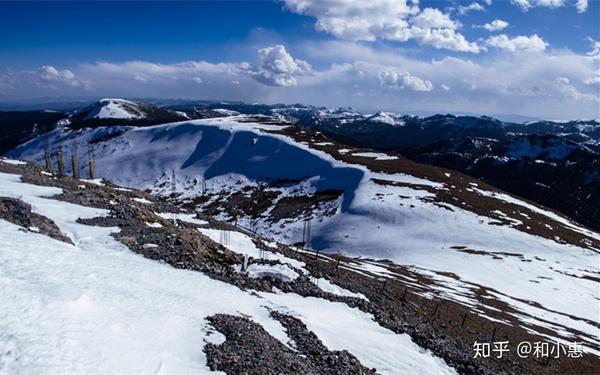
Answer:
[{"left": 2, "top": 98, "right": 599, "bottom": 231}]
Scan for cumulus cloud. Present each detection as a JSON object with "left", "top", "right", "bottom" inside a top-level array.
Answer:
[
  {"left": 378, "top": 71, "right": 433, "bottom": 91},
  {"left": 412, "top": 8, "right": 458, "bottom": 29},
  {"left": 576, "top": 0, "right": 588, "bottom": 12},
  {"left": 586, "top": 37, "right": 600, "bottom": 58},
  {"left": 583, "top": 74, "right": 600, "bottom": 85},
  {"left": 457, "top": 2, "right": 485, "bottom": 15},
  {"left": 511, "top": 0, "right": 586, "bottom": 12},
  {"left": 283, "top": 0, "right": 418, "bottom": 42},
  {"left": 511, "top": 0, "right": 564, "bottom": 10},
  {"left": 485, "top": 34, "right": 548, "bottom": 52},
  {"left": 38, "top": 65, "right": 82, "bottom": 87},
  {"left": 582, "top": 38, "right": 600, "bottom": 85},
  {"left": 283, "top": 0, "right": 480, "bottom": 53},
  {"left": 482, "top": 19, "right": 509, "bottom": 31},
  {"left": 253, "top": 45, "right": 312, "bottom": 87}
]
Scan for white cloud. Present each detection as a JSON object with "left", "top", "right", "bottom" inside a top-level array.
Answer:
[
  {"left": 458, "top": 2, "right": 485, "bottom": 15},
  {"left": 414, "top": 27, "right": 480, "bottom": 53},
  {"left": 583, "top": 74, "right": 600, "bottom": 85},
  {"left": 253, "top": 45, "right": 312, "bottom": 87},
  {"left": 412, "top": 8, "right": 458, "bottom": 29},
  {"left": 586, "top": 37, "right": 600, "bottom": 58},
  {"left": 484, "top": 0, "right": 493, "bottom": 5},
  {"left": 283, "top": 0, "right": 418, "bottom": 42},
  {"left": 582, "top": 38, "right": 600, "bottom": 85},
  {"left": 1, "top": 41, "right": 598, "bottom": 120},
  {"left": 378, "top": 71, "right": 433, "bottom": 91},
  {"left": 282, "top": 0, "right": 480, "bottom": 53},
  {"left": 301, "top": 40, "right": 598, "bottom": 118},
  {"left": 576, "top": 0, "right": 588, "bottom": 12},
  {"left": 38, "top": 65, "right": 82, "bottom": 87},
  {"left": 511, "top": 0, "right": 587, "bottom": 12},
  {"left": 511, "top": 0, "right": 565, "bottom": 10},
  {"left": 485, "top": 34, "right": 548, "bottom": 52},
  {"left": 482, "top": 19, "right": 509, "bottom": 31}
]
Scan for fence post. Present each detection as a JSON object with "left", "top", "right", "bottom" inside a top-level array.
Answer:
[
  {"left": 56, "top": 149, "right": 65, "bottom": 176},
  {"left": 87, "top": 145, "right": 97, "bottom": 180},
  {"left": 44, "top": 149, "right": 52, "bottom": 171},
  {"left": 71, "top": 153, "right": 80, "bottom": 179}
]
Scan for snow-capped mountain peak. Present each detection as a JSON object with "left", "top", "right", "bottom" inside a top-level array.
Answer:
[
  {"left": 366, "top": 111, "right": 406, "bottom": 126},
  {"left": 84, "top": 98, "right": 146, "bottom": 120}
]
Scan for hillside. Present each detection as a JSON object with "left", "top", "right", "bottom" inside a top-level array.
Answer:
[
  {"left": 7, "top": 115, "right": 600, "bottom": 369},
  {"left": 1, "top": 157, "right": 599, "bottom": 374},
  {"left": 3, "top": 100, "right": 598, "bottom": 233}
]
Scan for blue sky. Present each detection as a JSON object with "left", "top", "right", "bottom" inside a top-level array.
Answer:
[{"left": 0, "top": 0, "right": 598, "bottom": 119}]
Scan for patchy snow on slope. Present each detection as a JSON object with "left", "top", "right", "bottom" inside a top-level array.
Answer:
[
  {"left": 352, "top": 152, "right": 398, "bottom": 160},
  {"left": 242, "top": 263, "right": 299, "bottom": 282},
  {"left": 132, "top": 197, "right": 152, "bottom": 204},
  {"left": 156, "top": 212, "right": 208, "bottom": 225},
  {"left": 312, "top": 277, "right": 368, "bottom": 300},
  {"left": 199, "top": 228, "right": 306, "bottom": 271},
  {"left": 0, "top": 171, "right": 453, "bottom": 374},
  {"left": 0, "top": 158, "right": 27, "bottom": 165},
  {"left": 213, "top": 108, "right": 241, "bottom": 116}
]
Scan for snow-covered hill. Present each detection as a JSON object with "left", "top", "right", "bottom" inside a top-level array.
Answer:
[
  {"left": 83, "top": 98, "right": 146, "bottom": 120},
  {"left": 8, "top": 116, "right": 600, "bottom": 358},
  {"left": 63, "top": 98, "right": 189, "bottom": 128},
  {"left": 0, "top": 161, "right": 456, "bottom": 374}
]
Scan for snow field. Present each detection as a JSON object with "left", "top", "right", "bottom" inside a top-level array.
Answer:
[{"left": 0, "top": 171, "right": 454, "bottom": 374}]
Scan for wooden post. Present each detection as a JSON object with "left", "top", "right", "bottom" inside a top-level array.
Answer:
[
  {"left": 44, "top": 139, "right": 52, "bottom": 171},
  {"left": 88, "top": 145, "right": 97, "bottom": 180},
  {"left": 491, "top": 327, "right": 497, "bottom": 341},
  {"left": 71, "top": 153, "right": 80, "bottom": 179},
  {"left": 88, "top": 159, "right": 96, "bottom": 179},
  {"left": 44, "top": 150, "right": 52, "bottom": 171},
  {"left": 401, "top": 288, "right": 408, "bottom": 301},
  {"left": 56, "top": 150, "right": 65, "bottom": 176}
]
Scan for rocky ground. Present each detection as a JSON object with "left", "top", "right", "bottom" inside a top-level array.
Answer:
[
  {"left": 204, "top": 312, "right": 376, "bottom": 375},
  {"left": 1, "top": 158, "right": 598, "bottom": 375}
]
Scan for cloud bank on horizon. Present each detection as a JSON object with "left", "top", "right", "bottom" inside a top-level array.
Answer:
[{"left": 0, "top": 0, "right": 598, "bottom": 120}]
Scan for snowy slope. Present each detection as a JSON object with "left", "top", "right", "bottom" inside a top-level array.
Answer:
[
  {"left": 7, "top": 118, "right": 600, "bottom": 352},
  {"left": 0, "top": 170, "right": 453, "bottom": 374},
  {"left": 84, "top": 98, "right": 145, "bottom": 120}
]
